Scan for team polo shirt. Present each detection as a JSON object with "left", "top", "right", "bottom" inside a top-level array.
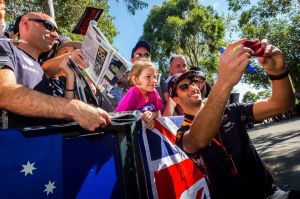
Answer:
[
  {"left": 0, "top": 39, "right": 62, "bottom": 128},
  {"left": 176, "top": 103, "right": 275, "bottom": 199}
]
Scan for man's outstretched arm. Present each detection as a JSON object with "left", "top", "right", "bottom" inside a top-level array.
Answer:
[
  {"left": 253, "top": 41, "right": 294, "bottom": 121},
  {"left": 183, "top": 39, "right": 253, "bottom": 152}
]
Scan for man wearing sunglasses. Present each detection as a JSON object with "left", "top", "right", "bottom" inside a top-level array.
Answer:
[
  {"left": 130, "top": 40, "right": 151, "bottom": 63},
  {"left": 168, "top": 39, "right": 295, "bottom": 198},
  {"left": 0, "top": 12, "right": 110, "bottom": 131}
]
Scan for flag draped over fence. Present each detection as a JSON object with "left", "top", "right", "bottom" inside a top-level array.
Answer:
[
  {"left": 141, "top": 117, "right": 210, "bottom": 199},
  {"left": 0, "top": 129, "right": 62, "bottom": 199}
]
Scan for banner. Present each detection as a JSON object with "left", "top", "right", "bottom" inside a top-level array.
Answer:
[
  {"left": 72, "top": 7, "right": 103, "bottom": 35},
  {"left": 141, "top": 117, "right": 210, "bottom": 199}
]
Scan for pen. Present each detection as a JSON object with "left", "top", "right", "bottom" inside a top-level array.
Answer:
[{"left": 219, "top": 46, "right": 256, "bottom": 73}]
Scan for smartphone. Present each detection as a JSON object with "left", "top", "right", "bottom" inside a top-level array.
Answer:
[{"left": 242, "top": 40, "right": 265, "bottom": 57}]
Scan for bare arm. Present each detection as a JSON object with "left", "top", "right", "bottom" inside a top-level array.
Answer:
[
  {"left": 42, "top": 49, "right": 87, "bottom": 78},
  {"left": 0, "top": 68, "right": 110, "bottom": 131},
  {"left": 42, "top": 53, "right": 68, "bottom": 78},
  {"left": 183, "top": 39, "right": 252, "bottom": 153},
  {"left": 253, "top": 41, "right": 294, "bottom": 121},
  {"left": 59, "top": 58, "right": 75, "bottom": 99}
]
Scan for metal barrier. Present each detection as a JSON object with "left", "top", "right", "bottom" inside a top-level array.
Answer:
[{"left": 0, "top": 112, "right": 148, "bottom": 199}]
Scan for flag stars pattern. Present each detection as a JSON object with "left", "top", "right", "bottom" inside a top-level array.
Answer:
[
  {"left": 20, "top": 161, "right": 36, "bottom": 176},
  {"left": 44, "top": 180, "right": 56, "bottom": 195}
]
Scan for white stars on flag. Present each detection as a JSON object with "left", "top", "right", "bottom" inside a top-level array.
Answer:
[
  {"left": 44, "top": 180, "right": 56, "bottom": 195},
  {"left": 20, "top": 161, "right": 36, "bottom": 176}
]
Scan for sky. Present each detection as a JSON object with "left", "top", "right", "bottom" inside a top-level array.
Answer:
[{"left": 108, "top": 0, "right": 262, "bottom": 100}]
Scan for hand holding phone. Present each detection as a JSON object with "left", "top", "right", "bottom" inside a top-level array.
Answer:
[{"left": 242, "top": 40, "right": 265, "bottom": 57}]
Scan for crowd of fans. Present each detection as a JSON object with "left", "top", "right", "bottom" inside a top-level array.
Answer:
[{"left": 0, "top": 5, "right": 299, "bottom": 199}]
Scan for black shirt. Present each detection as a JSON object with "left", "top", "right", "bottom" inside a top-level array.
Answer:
[{"left": 176, "top": 103, "right": 275, "bottom": 199}]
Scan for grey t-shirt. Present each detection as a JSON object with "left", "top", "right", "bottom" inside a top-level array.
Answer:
[{"left": 0, "top": 40, "right": 62, "bottom": 128}]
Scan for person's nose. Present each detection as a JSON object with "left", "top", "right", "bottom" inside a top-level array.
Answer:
[{"left": 50, "top": 31, "right": 59, "bottom": 40}]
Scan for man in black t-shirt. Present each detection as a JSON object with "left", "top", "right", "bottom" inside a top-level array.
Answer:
[
  {"left": 168, "top": 39, "right": 294, "bottom": 199},
  {"left": 0, "top": 12, "right": 110, "bottom": 130}
]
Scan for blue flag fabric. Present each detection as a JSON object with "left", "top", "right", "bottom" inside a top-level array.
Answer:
[{"left": 0, "top": 129, "right": 62, "bottom": 199}]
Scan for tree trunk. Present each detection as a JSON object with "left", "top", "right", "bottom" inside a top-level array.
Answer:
[{"left": 43, "top": 0, "right": 55, "bottom": 19}]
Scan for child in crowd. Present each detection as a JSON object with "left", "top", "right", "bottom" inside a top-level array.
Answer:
[
  {"left": 42, "top": 37, "right": 85, "bottom": 99},
  {"left": 115, "top": 59, "right": 163, "bottom": 129}
]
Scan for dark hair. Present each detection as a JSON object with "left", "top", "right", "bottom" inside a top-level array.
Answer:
[{"left": 131, "top": 40, "right": 151, "bottom": 58}]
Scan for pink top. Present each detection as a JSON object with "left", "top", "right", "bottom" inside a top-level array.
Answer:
[{"left": 115, "top": 86, "right": 163, "bottom": 113}]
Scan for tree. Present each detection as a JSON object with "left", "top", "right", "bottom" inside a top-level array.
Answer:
[
  {"left": 5, "top": 0, "right": 148, "bottom": 42},
  {"left": 115, "top": 0, "right": 148, "bottom": 15},
  {"left": 226, "top": 0, "right": 300, "bottom": 89},
  {"left": 257, "top": 90, "right": 271, "bottom": 100},
  {"left": 142, "top": 0, "right": 225, "bottom": 80},
  {"left": 242, "top": 91, "right": 257, "bottom": 103},
  {"left": 5, "top": 0, "right": 116, "bottom": 42}
]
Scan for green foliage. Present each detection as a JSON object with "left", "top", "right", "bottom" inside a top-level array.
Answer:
[
  {"left": 227, "top": 0, "right": 250, "bottom": 12},
  {"left": 257, "top": 90, "right": 271, "bottom": 99},
  {"left": 242, "top": 89, "right": 271, "bottom": 103},
  {"left": 5, "top": 0, "right": 117, "bottom": 43},
  {"left": 142, "top": 0, "right": 225, "bottom": 80},
  {"left": 242, "top": 91, "right": 257, "bottom": 103},
  {"left": 115, "top": 0, "right": 148, "bottom": 15},
  {"left": 226, "top": 0, "right": 299, "bottom": 89}
]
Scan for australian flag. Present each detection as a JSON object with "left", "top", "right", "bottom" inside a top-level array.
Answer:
[
  {"left": 140, "top": 117, "right": 210, "bottom": 199},
  {"left": 0, "top": 129, "right": 62, "bottom": 199}
]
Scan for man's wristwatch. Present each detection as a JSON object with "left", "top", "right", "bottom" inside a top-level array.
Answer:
[{"left": 267, "top": 68, "right": 289, "bottom": 80}]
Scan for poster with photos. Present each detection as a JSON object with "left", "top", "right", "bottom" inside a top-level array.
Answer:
[
  {"left": 98, "top": 53, "right": 129, "bottom": 93},
  {"left": 82, "top": 20, "right": 130, "bottom": 93}
]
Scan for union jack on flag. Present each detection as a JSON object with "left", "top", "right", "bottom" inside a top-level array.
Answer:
[{"left": 140, "top": 116, "right": 210, "bottom": 199}]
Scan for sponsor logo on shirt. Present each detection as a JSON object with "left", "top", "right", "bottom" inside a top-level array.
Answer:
[
  {"left": 22, "top": 55, "right": 34, "bottom": 66},
  {"left": 21, "top": 64, "right": 39, "bottom": 74},
  {"left": 21, "top": 54, "right": 40, "bottom": 74}
]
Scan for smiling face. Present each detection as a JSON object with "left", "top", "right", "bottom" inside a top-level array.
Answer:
[
  {"left": 194, "top": 76, "right": 206, "bottom": 91},
  {"left": 19, "top": 12, "right": 59, "bottom": 53},
  {"left": 133, "top": 66, "right": 157, "bottom": 95},
  {"left": 169, "top": 56, "right": 187, "bottom": 76},
  {"left": 173, "top": 78, "right": 202, "bottom": 109},
  {"left": 131, "top": 47, "right": 150, "bottom": 63}
]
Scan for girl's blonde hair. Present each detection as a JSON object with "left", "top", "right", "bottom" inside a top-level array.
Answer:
[{"left": 129, "top": 59, "right": 157, "bottom": 86}]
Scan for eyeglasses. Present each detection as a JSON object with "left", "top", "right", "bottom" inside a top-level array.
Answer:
[
  {"left": 28, "top": 18, "right": 58, "bottom": 32},
  {"left": 134, "top": 52, "right": 150, "bottom": 59},
  {"left": 193, "top": 79, "right": 205, "bottom": 85},
  {"left": 177, "top": 79, "right": 198, "bottom": 92}
]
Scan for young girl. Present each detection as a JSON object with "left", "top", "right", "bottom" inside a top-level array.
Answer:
[{"left": 115, "top": 59, "right": 163, "bottom": 129}]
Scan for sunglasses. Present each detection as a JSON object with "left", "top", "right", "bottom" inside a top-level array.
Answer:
[
  {"left": 135, "top": 52, "right": 150, "bottom": 59},
  {"left": 177, "top": 79, "right": 198, "bottom": 92},
  {"left": 28, "top": 18, "right": 58, "bottom": 32},
  {"left": 193, "top": 78, "right": 205, "bottom": 85}
]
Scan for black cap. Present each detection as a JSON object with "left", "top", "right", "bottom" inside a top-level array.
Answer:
[
  {"left": 131, "top": 40, "right": 151, "bottom": 58},
  {"left": 168, "top": 71, "right": 198, "bottom": 98}
]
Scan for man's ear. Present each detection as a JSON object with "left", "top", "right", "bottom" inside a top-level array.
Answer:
[
  {"left": 130, "top": 57, "right": 134, "bottom": 63},
  {"left": 20, "top": 17, "right": 30, "bottom": 31}
]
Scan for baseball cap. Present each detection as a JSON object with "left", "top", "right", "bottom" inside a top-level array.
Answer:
[
  {"left": 168, "top": 70, "right": 198, "bottom": 98},
  {"left": 56, "top": 36, "right": 82, "bottom": 51},
  {"left": 131, "top": 40, "right": 151, "bottom": 58},
  {"left": 189, "top": 66, "right": 206, "bottom": 79}
]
